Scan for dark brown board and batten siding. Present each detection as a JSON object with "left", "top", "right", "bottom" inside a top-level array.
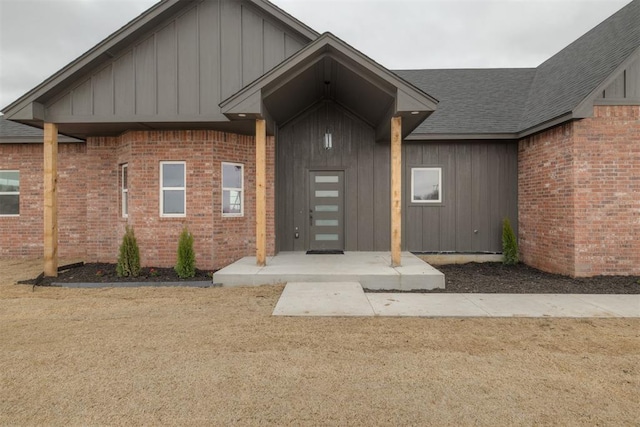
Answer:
[
  {"left": 276, "top": 101, "right": 391, "bottom": 252},
  {"left": 403, "top": 141, "right": 518, "bottom": 253},
  {"left": 45, "top": 0, "right": 308, "bottom": 122},
  {"left": 276, "top": 101, "right": 518, "bottom": 253},
  {"left": 598, "top": 53, "right": 640, "bottom": 101}
]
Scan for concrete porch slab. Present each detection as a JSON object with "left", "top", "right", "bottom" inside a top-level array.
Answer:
[
  {"left": 213, "top": 251, "right": 444, "bottom": 290},
  {"left": 272, "top": 282, "right": 374, "bottom": 316}
]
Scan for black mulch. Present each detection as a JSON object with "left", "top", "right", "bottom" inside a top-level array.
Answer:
[
  {"left": 369, "top": 262, "right": 640, "bottom": 294},
  {"left": 20, "top": 263, "right": 213, "bottom": 286},
  {"left": 19, "top": 261, "right": 640, "bottom": 294}
]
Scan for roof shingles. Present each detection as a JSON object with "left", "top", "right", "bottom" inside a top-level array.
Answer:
[
  {"left": 395, "top": 68, "right": 536, "bottom": 135},
  {"left": 398, "top": 0, "right": 639, "bottom": 136},
  {"left": 519, "top": 0, "right": 640, "bottom": 131}
]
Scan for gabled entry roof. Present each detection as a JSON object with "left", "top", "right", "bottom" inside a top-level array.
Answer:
[{"left": 220, "top": 32, "right": 438, "bottom": 140}]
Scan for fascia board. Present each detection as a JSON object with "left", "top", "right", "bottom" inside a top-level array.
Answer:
[{"left": 248, "top": 0, "right": 319, "bottom": 40}]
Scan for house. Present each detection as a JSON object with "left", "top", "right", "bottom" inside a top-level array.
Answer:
[{"left": 1, "top": 0, "right": 638, "bottom": 278}]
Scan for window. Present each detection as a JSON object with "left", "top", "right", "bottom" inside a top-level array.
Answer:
[
  {"left": 411, "top": 167, "right": 442, "bottom": 203},
  {"left": 121, "top": 164, "right": 128, "bottom": 218},
  {"left": 160, "top": 161, "right": 186, "bottom": 217},
  {"left": 222, "top": 162, "right": 243, "bottom": 216},
  {"left": 0, "top": 170, "right": 19, "bottom": 216}
]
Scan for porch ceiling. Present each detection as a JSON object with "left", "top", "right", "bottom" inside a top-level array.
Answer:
[
  {"left": 220, "top": 32, "right": 438, "bottom": 141},
  {"left": 263, "top": 55, "right": 395, "bottom": 129}
]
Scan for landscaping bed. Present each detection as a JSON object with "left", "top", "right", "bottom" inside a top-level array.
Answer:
[
  {"left": 20, "top": 261, "right": 640, "bottom": 293},
  {"left": 432, "top": 262, "right": 640, "bottom": 294},
  {"left": 21, "top": 262, "right": 212, "bottom": 286}
]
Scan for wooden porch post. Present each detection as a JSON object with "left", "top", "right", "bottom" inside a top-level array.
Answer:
[
  {"left": 256, "top": 119, "right": 267, "bottom": 266},
  {"left": 44, "top": 123, "right": 58, "bottom": 277},
  {"left": 390, "top": 116, "right": 402, "bottom": 267}
]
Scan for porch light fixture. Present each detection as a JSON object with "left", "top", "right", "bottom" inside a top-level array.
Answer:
[
  {"left": 411, "top": 111, "right": 420, "bottom": 115},
  {"left": 238, "top": 113, "right": 247, "bottom": 117},
  {"left": 323, "top": 129, "right": 333, "bottom": 150}
]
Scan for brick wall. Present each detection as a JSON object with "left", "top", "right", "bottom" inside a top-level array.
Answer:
[
  {"left": 519, "top": 105, "right": 640, "bottom": 277},
  {"left": 572, "top": 106, "right": 640, "bottom": 276},
  {"left": 0, "top": 143, "right": 87, "bottom": 259},
  {"left": 1, "top": 130, "right": 276, "bottom": 271},
  {"left": 85, "top": 130, "right": 276, "bottom": 270},
  {"left": 518, "top": 123, "right": 576, "bottom": 275}
]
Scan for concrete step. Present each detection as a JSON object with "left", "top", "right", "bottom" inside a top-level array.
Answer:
[{"left": 213, "top": 251, "right": 445, "bottom": 290}]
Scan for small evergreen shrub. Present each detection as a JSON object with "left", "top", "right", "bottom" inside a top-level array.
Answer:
[
  {"left": 502, "top": 217, "right": 519, "bottom": 265},
  {"left": 175, "top": 227, "right": 196, "bottom": 279},
  {"left": 116, "top": 225, "right": 141, "bottom": 277}
]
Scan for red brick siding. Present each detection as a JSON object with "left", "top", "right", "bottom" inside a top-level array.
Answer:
[
  {"left": 1, "top": 130, "right": 275, "bottom": 271},
  {"left": 85, "top": 130, "right": 276, "bottom": 270},
  {"left": 0, "top": 143, "right": 87, "bottom": 259},
  {"left": 518, "top": 123, "right": 576, "bottom": 275},
  {"left": 85, "top": 136, "right": 119, "bottom": 263},
  {"left": 519, "top": 105, "right": 640, "bottom": 277},
  {"left": 572, "top": 106, "right": 640, "bottom": 276}
]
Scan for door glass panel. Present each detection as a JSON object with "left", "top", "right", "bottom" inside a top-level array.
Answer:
[
  {"left": 315, "top": 176, "right": 339, "bottom": 183},
  {"left": 315, "top": 234, "right": 339, "bottom": 241},
  {"left": 315, "top": 205, "right": 339, "bottom": 212},
  {"left": 315, "top": 219, "right": 339, "bottom": 226},
  {"left": 315, "top": 190, "right": 339, "bottom": 197}
]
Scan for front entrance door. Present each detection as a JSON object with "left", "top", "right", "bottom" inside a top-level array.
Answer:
[{"left": 309, "top": 170, "right": 344, "bottom": 251}]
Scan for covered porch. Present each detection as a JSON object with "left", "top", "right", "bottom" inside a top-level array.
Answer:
[
  {"left": 221, "top": 32, "right": 438, "bottom": 269},
  {"left": 212, "top": 251, "right": 444, "bottom": 290}
]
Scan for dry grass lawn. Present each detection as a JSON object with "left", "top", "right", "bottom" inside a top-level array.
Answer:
[{"left": 1, "top": 259, "right": 638, "bottom": 426}]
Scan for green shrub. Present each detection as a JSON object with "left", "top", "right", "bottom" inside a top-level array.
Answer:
[
  {"left": 175, "top": 227, "right": 196, "bottom": 279},
  {"left": 502, "top": 218, "right": 519, "bottom": 265},
  {"left": 116, "top": 225, "right": 141, "bottom": 277}
]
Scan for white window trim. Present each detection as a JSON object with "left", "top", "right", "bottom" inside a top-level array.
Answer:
[
  {"left": 222, "top": 162, "right": 244, "bottom": 217},
  {"left": 160, "top": 161, "right": 186, "bottom": 218},
  {"left": 411, "top": 167, "right": 442, "bottom": 204},
  {"left": 121, "top": 164, "right": 128, "bottom": 218},
  {"left": 0, "top": 169, "right": 19, "bottom": 217}
]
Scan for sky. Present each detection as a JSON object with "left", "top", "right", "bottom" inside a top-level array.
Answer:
[{"left": 0, "top": 0, "right": 631, "bottom": 110}]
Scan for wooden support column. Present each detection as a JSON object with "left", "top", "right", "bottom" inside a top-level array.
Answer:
[
  {"left": 390, "top": 116, "right": 402, "bottom": 267},
  {"left": 44, "top": 123, "right": 59, "bottom": 277},
  {"left": 256, "top": 119, "right": 267, "bottom": 266}
]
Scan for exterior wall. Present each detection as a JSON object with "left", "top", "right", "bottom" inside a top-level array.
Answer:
[
  {"left": 519, "top": 105, "right": 640, "bottom": 276},
  {"left": 0, "top": 130, "right": 275, "bottom": 271},
  {"left": 277, "top": 101, "right": 391, "bottom": 251},
  {"left": 518, "top": 123, "right": 576, "bottom": 275},
  {"left": 572, "top": 106, "right": 640, "bottom": 276},
  {"left": 277, "top": 102, "right": 518, "bottom": 254},
  {"left": 0, "top": 143, "right": 87, "bottom": 259},
  {"left": 86, "top": 130, "right": 276, "bottom": 270},
  {"left": 404, "top": 141, "right": 518, "bottom": 253}
]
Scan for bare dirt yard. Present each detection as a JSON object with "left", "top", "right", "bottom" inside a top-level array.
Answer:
[{"left": 1, "top": 259, "right": 639, "bottom": 426}]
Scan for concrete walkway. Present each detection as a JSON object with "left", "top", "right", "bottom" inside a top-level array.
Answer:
[{"left": 273, "top": 282, "right": 640, "bottom": 318}]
